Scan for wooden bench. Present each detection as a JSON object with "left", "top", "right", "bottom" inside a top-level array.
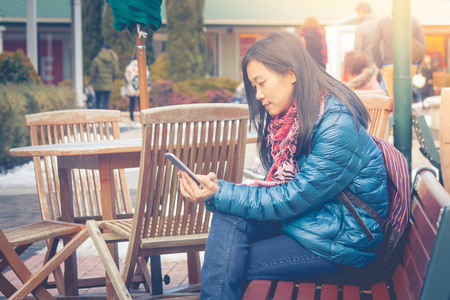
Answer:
[{"left": 242, "top": 168, "right": 450, "bottom": 300}]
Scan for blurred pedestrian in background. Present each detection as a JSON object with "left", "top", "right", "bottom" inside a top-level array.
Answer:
[
  {"left": 413, "top": 54, "right": 434, "bottom": 108},
  {"left": 299, "top": 17, "right": 328, "bottom": 69},
  {"left": 124, "top": 53, "right": 151, "bottom": 123},
  {"left": 354, "top": 2, "right": 378, "bottom": 66},
  {"left": 372, "top": 13, "right": 426, "bottom": 103},
  {"left": 341, "top": 50, "right": 381, "bottom": 91},
  {"left": 89, "top": 44, "right": 119, "bottom": 109}
]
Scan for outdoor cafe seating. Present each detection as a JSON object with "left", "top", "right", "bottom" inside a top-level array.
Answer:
[
  {"left": 23, "top": 109, "right": 139, "bottom": 292},
  {"left": 86, "top": 103, "right": 249, "bottom": 298},
  {"left": 5, "top": 86, "right": 450, "bottom": 299}
]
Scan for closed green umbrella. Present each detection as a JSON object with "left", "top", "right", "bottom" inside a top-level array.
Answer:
[{"left": 107, "top": 0, "right": 163, "bottom": 110}]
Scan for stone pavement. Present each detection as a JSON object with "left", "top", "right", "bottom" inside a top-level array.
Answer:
[{"left": 0, "top": 103, "right": 438, "bottom": 299}]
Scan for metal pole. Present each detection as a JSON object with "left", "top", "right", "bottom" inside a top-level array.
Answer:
[
  {"left": 72, "top": 0, "right": 84, "bottom": 107},
  {"left": 393, "top": 0, "right": 412, "bottom": 171},
  {"left": 26, "top": 0, "right": 38, "bottom": 72}
]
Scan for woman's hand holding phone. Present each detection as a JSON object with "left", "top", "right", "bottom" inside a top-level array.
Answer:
[{"left": 165, "top": 153, "right": 219, "bottom": 203}]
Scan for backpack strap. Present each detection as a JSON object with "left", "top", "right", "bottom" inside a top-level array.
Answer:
[
  {"left": 342, "top": 189, "right": 384, "bottom": 228},
  {"left": 336, "top": 189, "right": 379, "bottom": 241}
]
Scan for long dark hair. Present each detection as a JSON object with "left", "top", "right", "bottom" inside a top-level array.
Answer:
[{"left": 242, "top": 32, "right": 370, "bottom": 170}]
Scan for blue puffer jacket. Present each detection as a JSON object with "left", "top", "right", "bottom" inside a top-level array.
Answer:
[{"left": 206, "top": 95, "right": 389, "bottom": 268}]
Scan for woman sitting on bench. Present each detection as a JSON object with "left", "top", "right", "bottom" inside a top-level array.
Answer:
[{"left": 178, "top": 32, "right": 390, "bottom": 300}]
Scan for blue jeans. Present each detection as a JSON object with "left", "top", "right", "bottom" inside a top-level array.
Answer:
[{"left": 199, "top": 212, "right": 348, "bottom": 300}]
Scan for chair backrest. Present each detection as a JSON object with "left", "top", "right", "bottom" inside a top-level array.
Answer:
[
  {"left": 25, "top": 109, "right": 133, "bottom": 222},
  {"left": 354, "top": 89, "right": 387, "bottom": 96},
  {"left": 132, "top": 103, "right": 248, "bottom": 240},
  {"left": 440, "top": 87, "right": 450, "bottom": 191},
  {"left": 357, "top": 93, "right": 393, "bottom": 140},
  {"left": 393, "top": 168, "right": 450, "bottom": 299}
]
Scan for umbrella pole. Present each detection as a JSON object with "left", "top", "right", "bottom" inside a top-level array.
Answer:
[{"left": 135, "top": 24, "right": 149, "bottom": 110}]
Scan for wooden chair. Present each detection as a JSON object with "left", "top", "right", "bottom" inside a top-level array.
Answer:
[
  {"left": 88, "top": 103, "right": 249, "bottom": 296},
  {"left": 440, "top": 87, "right": 450, "bottom": 191},
  {"left": 25, "top": 109, "right": 133, "bottom": 223},
  {"left": 243, "top": 167, "right": 450, "bottom": 299},
  {"left": 24, "top": 109, "right": 134, "bottom": 290},
  {"left": 0, "top": 221, "right": 89, "bottom": 300},
  {"left": 357, "top": 93, "right": 393, "bottom": 140}
]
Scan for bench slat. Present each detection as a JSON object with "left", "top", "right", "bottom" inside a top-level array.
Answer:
[
  {"left": 296, "top": 282, "right": 316, "bottom": 300},
  {"left": 403, "top": 245, "right": 423, "bottom": 299},
  {"left": 342, "top": 285, "right": 360, "bottom": 300},
  {"left": 370, "top": 281, "right": 390, "bottom": 299},
  {"left": 320, "top": 284, "right": 338, "bottom": 300},
  {"left": 392, "top": 264, "right": 414, "bottom": 300},
  {"left": 411, "top": 198, "right": 437, "bottom": 256},
  {"left": 406, "top": 222, "right": 430, "bottom": 277},
  {"left": 273, "top": 281, "right": 295, "bottom": 300},
  {"left": 242, "top": 280, "right": 272, "bottom": 300}
]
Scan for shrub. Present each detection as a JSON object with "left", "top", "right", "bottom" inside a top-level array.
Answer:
[
  {"left": 173, "top": 77, "right": 239, "bottom": 101},
  {"left": 149, "top": 80, "right": 175, "bottom": 107},
  {"left": 0, "top": 49, "right": 41, "bottom": 84},
  {"left": 0, "top": 83, "right": 76, "bottom": 170},
  {"left": 110, "top": 78, "right": 127, "bottom": 110},
  {"left": 168, "top": 91, "right": 202, "bottom": 106},
  {"left": 205, "top": 88, "right": 234, "bottom": 103},
  {"left": 147, "top": 76, "right": 239, "bottom": 108},
  {"left": 150, "top": 53, "right": 170, "bottom": 83}
]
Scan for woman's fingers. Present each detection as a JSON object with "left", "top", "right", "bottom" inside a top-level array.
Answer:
[{"left": 179, "top": 171, "right": 218, "bottom": 203}]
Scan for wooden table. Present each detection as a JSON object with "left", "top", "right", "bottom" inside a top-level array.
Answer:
[{"left": 9, "top": 138, "right": 142, "bottom": 297}]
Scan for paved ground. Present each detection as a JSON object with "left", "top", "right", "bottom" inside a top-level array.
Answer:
[{"left": 0, "top": 103, "right": 437, "bottom": 298}]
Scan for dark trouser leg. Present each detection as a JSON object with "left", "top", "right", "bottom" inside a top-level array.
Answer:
[
  {"left": 102, "top": 91, "right": 111, "bottom": 109},
  {"left": 129, "top": 96, "right": 136, "bottom": 121}
]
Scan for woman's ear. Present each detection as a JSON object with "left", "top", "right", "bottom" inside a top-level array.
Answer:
[{"left": 288, "top": 69, "right": 297, "bottom": 84}]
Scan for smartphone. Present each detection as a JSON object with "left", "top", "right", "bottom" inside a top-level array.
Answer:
[{"left": 165, "top": 153, "right": 205, "bottom": 188}]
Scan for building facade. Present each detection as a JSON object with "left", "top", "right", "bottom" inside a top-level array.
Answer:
[{"left": 1, "top": 0, "right": 449, "bottom": 85}]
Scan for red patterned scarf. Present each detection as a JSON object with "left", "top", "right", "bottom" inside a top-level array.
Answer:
[
  {"left": 265, "top": 103, "right": 300, "bottom": 182},
  {"left": 249, "top": 93, "right": 327, "bottom": 187}
]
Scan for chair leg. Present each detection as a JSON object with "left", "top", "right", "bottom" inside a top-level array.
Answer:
[
  {"left": 0, "top": 245, "right": 31, "bottom": 276},
  {"left": 150, "top": 255, "right": 163, "bottom": 295},
  {"left": 0, "top": 232, "right": 55, "bottom": 300},
  {"left": 187, "top": 252, "right": 201, "bottom": 284},
  {"left": 43, "top": 237, "right": 65, "bottom": 295},
  {"left": 86, "top": 220, "right": 132, "bottom": 299},
  {"left": 135, "top": 257, "right": 151, "bottom": 293},
  {"left": 0, "top": 273, "right": 24, "bottom": 298},
  {"left": 9, "top": 229, "right": 90, "bottom": 300}
]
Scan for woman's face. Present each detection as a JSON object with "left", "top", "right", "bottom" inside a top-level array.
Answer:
[{"left": 247, "top": 59, "right": 296, "bottom": 117}]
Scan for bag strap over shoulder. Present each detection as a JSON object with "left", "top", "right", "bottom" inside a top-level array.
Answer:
[
  {"left": 336, "top": 189, "right": 385, "bottom": 242},
  {"left": 336, "top": 189, "right": 383, "bottom": 241}
]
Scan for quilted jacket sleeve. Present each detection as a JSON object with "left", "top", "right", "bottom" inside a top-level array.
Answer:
[{"left": 209, "top": 102, "right": 373, "bottom": 221}]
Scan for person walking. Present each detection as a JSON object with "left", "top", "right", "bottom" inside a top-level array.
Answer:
[
  {"left": 89, "top": 44, "right": 119, "bottom": 109},
  {"left": 372, "top": 13, "right": 426, "bottom": 70},
  {"left": 371, "top": 13, "right": 426, "bottom": 103},
  {"left": 178, "top": 32, "right": 389, "bottom": 299},
  {"left": 354, "top": 2, "right": 378, "bottom": 65},
  {"left": 299, "top": 17, "right": 328, "bottom": 69},
  {"left": 124, "top": 54, "right": 151, "bottom": 123}
]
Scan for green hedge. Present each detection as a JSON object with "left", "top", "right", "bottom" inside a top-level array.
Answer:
[{"left": 0, "top": 83, "right": 76, "bottom": 170}]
